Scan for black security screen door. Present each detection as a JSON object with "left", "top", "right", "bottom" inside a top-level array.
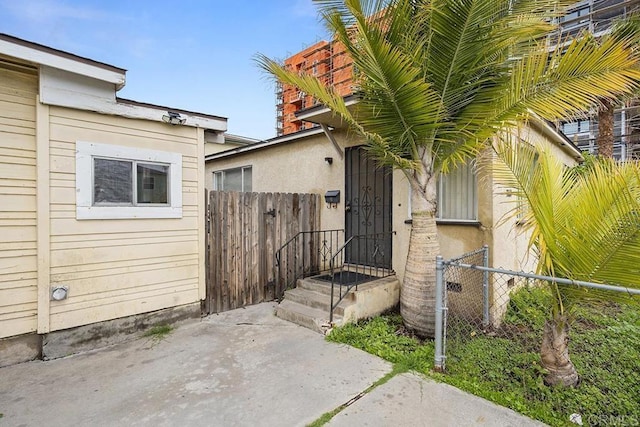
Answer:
[{"left": 345, "top": 146, "right": 392, "bottom": 269}]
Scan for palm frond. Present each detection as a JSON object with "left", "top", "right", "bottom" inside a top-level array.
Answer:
[
  {"left": 481, "top": 30, "right": 640, "bottom": 128},
  {"left": 489, "top": 138, "right": 640, "bottom": 311}
]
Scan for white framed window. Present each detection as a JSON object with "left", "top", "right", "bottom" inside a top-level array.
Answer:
[
  {"left": 437, "top": 162, "right": 477, "bottom": 222},
  {"left": 213, "top": 166, "right": 252, "bottom": 192},
  {"left": 76, "top": 141, "right": 182, "bottom": 220}
]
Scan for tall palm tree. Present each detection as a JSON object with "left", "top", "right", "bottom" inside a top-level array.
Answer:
[
  {"left": 594, "top": 18, "right": 640, "bottom": 158},
  {"left": 597, "top": 100, "right": 616, "bottom": 158},
  {"left": 257, "top": 0, "right": 640, "bottom": 338},
  {"left": 490, "top": 139, "right": 640, "bottom": 386}
]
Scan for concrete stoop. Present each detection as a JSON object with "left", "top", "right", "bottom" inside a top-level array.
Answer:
[{"left": 275, "top": 275, "right": 400, "bottom": 334}]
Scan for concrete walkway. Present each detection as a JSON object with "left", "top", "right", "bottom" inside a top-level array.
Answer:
[{"left": 0, "top": 302, "right": 544, "bottom": 426}]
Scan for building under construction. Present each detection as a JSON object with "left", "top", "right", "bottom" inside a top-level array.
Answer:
[
  {"left": 276, "top": 0, "right": 640, "bottom": 159},
  {"left": 276, "top": 39, "right": 354, "bottom": 136},
  {"left": 551, "top": 0, "right": 640, "bottom": 160}
]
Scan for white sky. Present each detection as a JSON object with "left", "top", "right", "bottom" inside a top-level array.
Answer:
[{"left": 0, "top": 0, "right": 330, "bottom": 140}]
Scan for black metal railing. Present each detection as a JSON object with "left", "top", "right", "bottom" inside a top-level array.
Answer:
[
  {"left": 275, "top": 229, "right": 344, "bottom": 298},
  {"left": 328, "top": 231, "right": 396, "bottom": 323}
]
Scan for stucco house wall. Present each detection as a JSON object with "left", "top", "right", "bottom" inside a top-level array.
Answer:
[{"left": 206, "top": 118, "right": 582, "bottom": 287}]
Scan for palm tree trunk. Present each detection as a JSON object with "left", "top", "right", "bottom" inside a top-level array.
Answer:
[
  {"left": 628, "top": 99, "right": 640, "bottom": 159},
  {"left": 597, "top": 100, "right": 615, "bottom": 158},
  {"left": 400, "top": 210, "right": 440, "bottom": 338},
  {"left": 540, "top": 315, "right": 579, "bottom": 387}
]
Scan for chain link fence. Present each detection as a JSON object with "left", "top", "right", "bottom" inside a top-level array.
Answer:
[{"left": 434, "top": 247, "right": 640, "bottom": 425}]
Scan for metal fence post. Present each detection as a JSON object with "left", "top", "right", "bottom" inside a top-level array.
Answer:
[
  {"left": 482, "top": 244, "right": 490, "bottom": 329},
  {"left": 434, "top": 255, "right": 446, "bottom": 372}
]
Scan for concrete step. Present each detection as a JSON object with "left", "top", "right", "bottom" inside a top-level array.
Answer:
[
  {"left": 275, "top": 299, "right": 342, "bottom": 334},
  {"left": 297, "top": 275, "right": 394, "bottom": 295},
  {"left": 277, "top": 274, "right": 399, "bottom": 334},
  {"left": 297, "top": 277, "right": 357, "bottom": 296},
  {"left": 283, "top": 287, "right": 352, "bottom": 317}
]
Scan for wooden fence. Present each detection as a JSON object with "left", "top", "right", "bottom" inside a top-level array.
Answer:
[{"left": 204, "top": 190, "right": 321, "bottom": 314}]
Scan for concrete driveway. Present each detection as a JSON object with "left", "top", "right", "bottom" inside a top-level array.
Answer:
[{"left": 0, "top": 302, "right": 544, "bottom": 426}]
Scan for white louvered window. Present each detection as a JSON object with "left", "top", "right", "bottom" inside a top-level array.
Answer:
[{"left": 437, "top": 162, "right": 477, "bottom": 222}]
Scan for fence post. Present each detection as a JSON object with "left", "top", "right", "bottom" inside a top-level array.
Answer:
[
  {"left": 434, "top": 255, "right": 446, "bottom": 372},
  {"left": 482, "top": 244, "right": 490, "bottom": 329}
]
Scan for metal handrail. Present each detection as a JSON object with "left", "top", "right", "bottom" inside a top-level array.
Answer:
[
  {"left": 275, "top": 229, "right": 344, "bottom": 298},
  {"left": 328, "top": 231, "right": 396, "bottom": 323}
]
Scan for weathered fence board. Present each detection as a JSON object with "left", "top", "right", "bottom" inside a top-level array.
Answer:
[{"left": 205, "top": 190, "right": 320, "bottom": 314}]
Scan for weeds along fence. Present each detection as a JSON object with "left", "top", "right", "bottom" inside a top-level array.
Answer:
[{"left": 434, "top": 247, "right": 640, "bottom": 423}]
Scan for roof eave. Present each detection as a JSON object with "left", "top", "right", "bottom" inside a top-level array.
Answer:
[{"left": 0, "top": 33, "right": 126, "bottom": 90}]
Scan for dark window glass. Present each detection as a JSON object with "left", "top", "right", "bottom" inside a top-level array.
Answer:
[{"left": 94, "top": 158, "right": 132, "bottom": 204}]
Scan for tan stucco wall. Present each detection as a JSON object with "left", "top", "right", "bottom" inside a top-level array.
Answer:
[
  {"left": 205, "top": 128, "right": 524, "bottom": 283},
  {"left": 207, "top": 122, "right": 580, "bottom": 327},
  {"left": 490, "top": 123, "right": 580, "bottom": 274},
  {"left": 486, "top": 124, "right": 581, "bottom": 324},
  {"left": 206, "top": 130, "right": 348, "bottom": 234}
]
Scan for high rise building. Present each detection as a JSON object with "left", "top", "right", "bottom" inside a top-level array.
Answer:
[{"left": 553, "top": 0, "right": 640, "bottom": 159}]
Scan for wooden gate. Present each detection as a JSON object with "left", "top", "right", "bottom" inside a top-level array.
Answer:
[{"left": 204, "top": 190, "right": 320, "bottom": 314}]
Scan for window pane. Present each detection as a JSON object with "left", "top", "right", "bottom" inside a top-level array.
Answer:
[
  {"left": 562, "top": 122, "right": 578, "bottom": 135},
  {"left": 223, "top": 169, "right": 243, "bottom": 191},
  {"left": 243, "top": 167, "right": 252, "bottom": 192},
  {"left": 437, "top": 163, "right": 477, "bottom": 220},
  {"left": 137, "top": 163, "right": 169, "bottom": 204},
  {"left": 214, "top": 172, "right": 223, "bottom": 191},
  {"left": 94, "top": 158, "right": 132, "bottom": 204}
]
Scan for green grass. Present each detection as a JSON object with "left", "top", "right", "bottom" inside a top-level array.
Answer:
[
  {"left": 142, "top": 324, "right": 173, "bottom": 343},
  {"left": 326, "top": 289, "right": 640, "bottom": 427}
]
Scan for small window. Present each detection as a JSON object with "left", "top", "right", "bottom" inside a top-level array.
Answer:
[
  {"left": 92, "top": 159, "right": 169, "bottom": 206},
  {"left": 437, "top": 162, "right": 477, "bottom": 221},
  {"left": 213, "top": 166, "right": 252, "bottom": 192},
  {"left": 76, "top": 142, "right": 182, "bottom": 219},
  {"left": 407, "top": 162, "right": 478, "bottom": 222},
  {"left": 136, "top": 163, "right": 169, "bottom": 204}
]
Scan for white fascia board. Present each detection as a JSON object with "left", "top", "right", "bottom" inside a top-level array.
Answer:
[
  {"left": 296, "top": 97, "right": 359, "bottom": 122},
  {"left": 44, "top": 94, "right": 227, "bottom": 131},
  {"left": 0, "top": 38, "right": 125, "bottom": 89},
  {"left": 38, "top": 67, "right": 226, "bottom": 131},
  {"left": 206, "top": 128, "right": 324, "bottom": 161},
  {"left": 113, "top": 102, "right": 227, "bottom": 131},
  {"left": 529, "top": 112, "right": 583, "bottom": 161},
  {"left": 46, "top": 94, "right": 227, "bottom": 131}
]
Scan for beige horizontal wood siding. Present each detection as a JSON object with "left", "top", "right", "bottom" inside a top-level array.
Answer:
[
  {"left": 0, "top": 66, "right": 38, "bottom": 338},
  {"left": 48, "top": 106, "right": 201, "bottom": 331}
]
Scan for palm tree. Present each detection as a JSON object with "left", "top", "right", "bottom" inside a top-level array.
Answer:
[
  {"left": 594, "top": 18, "right": 640, "bottom": 159},
  {"left": 257, "top": 0, "right": 640, "bottom": 338},
  {"left": 597, "top": 100, "right": 616, "bottom": 158},
  {"left": 490, "top": 139, "right": 640, "bottom": 386}
]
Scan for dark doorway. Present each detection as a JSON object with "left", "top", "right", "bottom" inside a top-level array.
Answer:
[{"left": 344, "top": 146, "right": 392, "bottom": 269}]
